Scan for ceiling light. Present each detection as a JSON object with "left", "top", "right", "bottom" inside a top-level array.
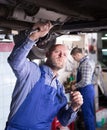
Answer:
[
  {"left": 101, "top": 37, "right": 107, "bottom": 40},
  {"left": 57, "top": 35, "right": 81, "bottom": 42}
]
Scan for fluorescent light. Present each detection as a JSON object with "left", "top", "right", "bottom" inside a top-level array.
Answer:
[
  {"left": 102, "top": 49, "right": 107, "bottom": 55},
  {"left": 102, "top": 49, "right": 107, "bottom": 51},
  {"left": 101, "top": 37, "right": 107, "bottom": 40},
  {"left": 57, "top": 35, "right": 81, "bottom": 42}
]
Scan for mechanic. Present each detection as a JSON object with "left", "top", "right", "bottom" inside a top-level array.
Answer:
[
  {"left": 5, "top": 21, "right": 83, "bottom": 130},
  {"left": 70, "top": 47, "right": 96, "bottom": 130}
]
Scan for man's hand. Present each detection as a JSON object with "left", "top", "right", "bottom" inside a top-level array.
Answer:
[
  {"left": 70, "top": 91, "right": 83, "bottom": 111},
  {"left": 29, "top": 21, "right": 53, "bottom": 41}
]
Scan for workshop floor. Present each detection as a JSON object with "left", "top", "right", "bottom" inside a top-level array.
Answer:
[{"left": 96, "top": 123, "right": 107, "bottom": 130}]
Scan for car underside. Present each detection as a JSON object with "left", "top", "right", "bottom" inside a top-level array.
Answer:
[{"left": 0, "top": 0, "right": 107, "bottom": 34}]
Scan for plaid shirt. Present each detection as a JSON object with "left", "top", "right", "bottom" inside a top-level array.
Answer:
[{"left": 76, "top": 55, "right": 95, "bottom": 88}]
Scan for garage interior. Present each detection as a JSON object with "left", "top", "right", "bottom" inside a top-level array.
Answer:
[
  {"left": 0, "top": 32, "right": 107, "bottom": 130},
  {"left": 0, "top": 0, "right": 107, "bottom": 130}
]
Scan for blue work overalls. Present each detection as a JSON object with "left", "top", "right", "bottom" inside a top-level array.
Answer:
[
  {"left": 5, "top": 67, "right": 67, "bottom": 130},
  {"left": 77, "top": 58, "right": 96, "bottom": 130}
]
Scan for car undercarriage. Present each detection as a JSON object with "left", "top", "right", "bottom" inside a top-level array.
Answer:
[{"left": 0, "top": 0, "right": 107, "bottom": 34}]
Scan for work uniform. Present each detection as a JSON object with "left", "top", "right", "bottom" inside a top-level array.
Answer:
[
  {"left": 5, "top": 38, "right": 77, "bottom": 130},
  {"left": 76, "top": 56, "right": 96, "bottom": 130}
]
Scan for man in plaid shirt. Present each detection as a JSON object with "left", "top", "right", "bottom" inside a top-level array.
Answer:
[{"left": 70, "top": 47, "right": 96, "bottom": 130}]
